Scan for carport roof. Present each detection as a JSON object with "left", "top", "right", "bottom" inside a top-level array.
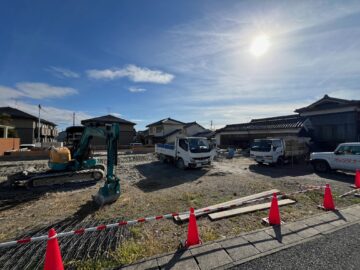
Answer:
[{"left": 217, "top": 115, "right": 307, "bottom": 133}]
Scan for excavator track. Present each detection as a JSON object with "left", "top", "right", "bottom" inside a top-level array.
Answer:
[{"left": 8, "top": 169, "right": 105, "bottom": 188}]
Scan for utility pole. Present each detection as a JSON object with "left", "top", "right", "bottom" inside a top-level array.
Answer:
[
  {"left": 210, "top": 120, "right": 213, "bottom": 130},
  {"left": 73, "top": 112, "right": 75, "bottom": 126},
  {"left": 38, "top": 104, "right": 41, "bottom": 143}
]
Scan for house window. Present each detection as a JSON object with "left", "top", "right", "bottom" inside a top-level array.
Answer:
[{"left": 156, "top": 126, "right": 163, "bottom": 133}]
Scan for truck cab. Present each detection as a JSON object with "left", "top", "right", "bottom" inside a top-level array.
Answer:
[
  {"left": 310, "top": 142, "right": 360, "bottom": 173},
  {"left": 250, "top": 139, "right": 284, "bottom": 165},
  {"left": 250, "top": 137, "right": 308, "bottom": 165},
  {"left": 155, "top": 137, "right": 216, "bottom": 169}
]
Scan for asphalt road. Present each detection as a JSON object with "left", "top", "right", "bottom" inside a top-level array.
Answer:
[{"left": 232, "top": 223, "right": 360, "bottom": 270}]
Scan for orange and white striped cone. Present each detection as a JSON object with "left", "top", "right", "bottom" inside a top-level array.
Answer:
[{"left": 44, "top": 228, "right": 64, "bottom": 270}]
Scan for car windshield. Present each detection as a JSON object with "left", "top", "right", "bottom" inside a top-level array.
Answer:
[
  {"left": 188, "top": 138, "right": 210, "bottom": 153},
  {"left": 250, "top": 140, "right": 272, "bottom": 152}
]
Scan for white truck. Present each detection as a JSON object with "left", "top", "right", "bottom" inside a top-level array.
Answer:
[
  {"left": 250, "top": 137, "right": 309, "bottom": 165},
  {"left": 310, "top": 142, "right": 360, "bottom": 173},
  {"left": 155, "top": 137, "right": 216, "bottom": 169}
]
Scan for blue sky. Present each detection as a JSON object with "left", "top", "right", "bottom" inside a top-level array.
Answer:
[{"left": 1, "top": 0, "right": 360, "bottom": 131}]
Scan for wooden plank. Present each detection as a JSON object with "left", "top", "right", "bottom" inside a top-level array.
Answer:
[
  {"left": 175, "top": 189, "right": 280, "bottom": 221},
  {"left": 208, "top": 199, "right": 296, "bottom": 220}
]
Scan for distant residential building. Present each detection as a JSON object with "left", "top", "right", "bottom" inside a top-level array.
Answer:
[
  {"left": 135, "top": 129, "right": 149, "bottom": 145},
  {"left": 0, "top": 107, "right": 58, "bottom": 144},
  {"left": 63, "top": 126, "right": 84, "bottom": 148},
  {"left": 216, "top": 95, "right": 360, "bottom": 151},
  {"left": 145, "top": 118, "right": 208, "bottom": 144},
  {"left": 295, "top": 95, "right": 360, "bottom": 150},
  {"left": 216, "top": 115, "right": 312, "bottom": 148},
  {"left": 81, "top": 114, "right": 136, "bottom": 148}
]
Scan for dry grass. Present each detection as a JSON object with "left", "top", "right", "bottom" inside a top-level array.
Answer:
[
  {"left": 200, "top": 226, "right": 220, "bottom": 242},
  {"left": 3, "top": 156, "right": 360, "bottom": 269},
  {"left": 66, "top": 228, "right": 167, "bottom": 269}
]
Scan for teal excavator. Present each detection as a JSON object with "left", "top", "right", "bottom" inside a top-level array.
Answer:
[{"left": 8, "top": 124, "right": 121, "bottom": 206}]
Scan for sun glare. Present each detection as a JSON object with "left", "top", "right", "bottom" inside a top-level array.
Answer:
[{"left": 250, "top": 34, "right": 271, "bottom": 57}]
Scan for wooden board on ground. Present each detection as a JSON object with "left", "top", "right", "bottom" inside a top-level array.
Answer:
[
  {"left": 208, "top": 199, "right": 296, "bottom": 220},
  {"left": 175, "top": 189, "right": 280, "bottom": 221}
]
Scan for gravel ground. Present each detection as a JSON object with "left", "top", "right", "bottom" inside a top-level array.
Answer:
[
  {"left": 0, "top": 153, "right": 359, "bottom": 268},
  {"left": 232, "top": 223, "right": 360, "bottom": 270}
]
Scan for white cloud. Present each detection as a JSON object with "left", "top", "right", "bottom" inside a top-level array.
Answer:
[
  {"left": 0, "top": 100, "right": 91, "bottom": 129},
  {"left": 180, "top": 101, "right": 309, "bottom": 129},
  {"left": 0, "top": 83, "right": 84, "bottom": 129},
  {"left": 129, "top": 87, "right": 147, "bottom": 93},
  {"left": 86, "top": 65, "right": 174, "bottom": 84},
  {"left": 15, "top": 82, "right": 78, "bottom": 99},
  {"left": 131, "top": 119, "right": 144, "bottom": 122},
  {"left": 110, "top": 112, "right": 122, "bottom": 118},
  {"left": 16, "top": 102, "right": 91, "bottom": 127},
  {"left": 0, "top": 86, "right": 24, "bottom": 99},
  {"left": 47, "top": 66, "right": 80, "bottom": 78},
  {"left": 327, "top": 89, "right": 360, "bottom": 100}
]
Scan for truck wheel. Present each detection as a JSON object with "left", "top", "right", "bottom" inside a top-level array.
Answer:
[
  {"left": 313, "top": 160, "right": 329, "bottom": 173},
  {"left": 176, "top": 158, "right": 186, "bottom": 170},
  {"left": 277, "top": 157, "right": 284, "bottom": 166},
  {"left": 159, "top": 154, "right": 166, "bottom": 163}
]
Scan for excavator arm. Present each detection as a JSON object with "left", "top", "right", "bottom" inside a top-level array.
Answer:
[
  {"left": 92, "top": 124, "right": 121, "bottom": 206},
  {"left": 74, "top": 124, "right": 121, "bottom": 206},
  {"left": 73, "top": 127, "right": 107, "bottom": 165}
]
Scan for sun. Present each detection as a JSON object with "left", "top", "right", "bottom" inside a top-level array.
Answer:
[{"left": 250, "top": 34, "right": 271, "bottom": 57}]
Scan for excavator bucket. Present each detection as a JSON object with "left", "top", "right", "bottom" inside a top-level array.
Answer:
[
  {"left": 93, "top": 179, "right": 120, "bottom": 206},
  {"left": 92, "top": 123, "right": 121, "bottom": 206}
]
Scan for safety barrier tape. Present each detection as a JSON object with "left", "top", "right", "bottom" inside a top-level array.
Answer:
[{"left": 0, "top": 185, "right": 324, "bottom": 249}]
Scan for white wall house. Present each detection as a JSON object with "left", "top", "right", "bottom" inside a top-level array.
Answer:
[{"left": 145, "top": 118, "right": 209, "bottom": 144}]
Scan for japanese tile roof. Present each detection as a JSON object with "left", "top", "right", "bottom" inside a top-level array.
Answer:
[
  {"left": 183, "top": 121, "right": 206, "bottom": 129},
  {"left": 81, "top": 115, "right": 135, "bottom": 125},
  {"left": 163, "top": 128, "right": 182, "bottom": 138},
  {"left": 295, "top": 95, "right": 360, "bottom": 113},
  {"left": 193, "top": 130, "right": 215, "bottom": 138},
  {"left": 146, "top": 118, "right": 185, "bottom": 127},
  {"left": 217, "top": 115, "right": 307, "bottom": 132}
]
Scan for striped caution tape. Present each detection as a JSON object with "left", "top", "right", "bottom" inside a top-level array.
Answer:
[{"left": 0, "top": 185, "right": 324, "bottom": 249}]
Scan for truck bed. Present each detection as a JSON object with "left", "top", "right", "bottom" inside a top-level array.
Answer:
[{"left": 155, "top": 143, "right": 176, "bottom": 157}]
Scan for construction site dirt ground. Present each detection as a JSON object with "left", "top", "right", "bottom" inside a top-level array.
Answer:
[{"left": 1, "top": 153, "right": 360, "bottom": 269}]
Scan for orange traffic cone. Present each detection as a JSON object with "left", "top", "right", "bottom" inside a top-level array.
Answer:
[
  {"left": 185, "top": 208, "right": 201, "bottom": 248},
  {"left": 44, "top": 228, "right": 64, "bottom": 270},
  {"left": 267, "top": 193, "right": 281, "bottom": 225},
  {"left": 320, "top": 184, "right": 336, "bottom": 211},
  {"left": 354, "top": 170, "right": 360, "bottom": 189}
]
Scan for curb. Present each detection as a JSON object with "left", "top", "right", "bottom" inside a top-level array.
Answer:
[
  {"left": 118, "top": 203, "right": 360, "bottom": 269},
  {"left": 214, "top": 219, "right": 360, "bottom": 269}
]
